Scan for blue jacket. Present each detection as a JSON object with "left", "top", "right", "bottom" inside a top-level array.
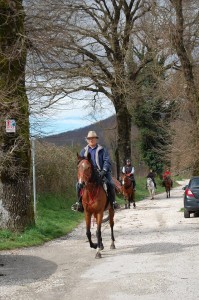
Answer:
[{"left": 80, "top": 144, "right": 111, "bottom": 173}]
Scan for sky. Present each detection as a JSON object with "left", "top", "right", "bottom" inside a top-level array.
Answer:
[{"left": 29, "top": 96, "right": 115, "bottom": 137}]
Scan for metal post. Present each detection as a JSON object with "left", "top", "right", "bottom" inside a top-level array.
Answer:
[{"left": 31, "top": 137, "right": 36, "bottom": 217}]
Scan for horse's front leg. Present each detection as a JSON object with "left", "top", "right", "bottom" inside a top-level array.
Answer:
[
  {"left": 128, "top": 195, "right": 131, "bottom": 209},
  {"left": 124, "top": 195, "right": 128, "bottom": 209},
  {"left": 131, "top": 192, "right": 136, "bottom": 208},
  {"left": 85, "top": 213, "right": 97, "bottom": 249},
  {"left": 95, "top": 214, "right": 103, "bottom": 259},
  {"left": 109, "top": 207, "right": 116, "bottom": 250}
]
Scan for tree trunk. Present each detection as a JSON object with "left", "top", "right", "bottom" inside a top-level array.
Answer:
[
  {"left": 0, "top": 1, "right": 34, "bottom": 231},
  {"left": 170, "top": 0, "right": 199, "bottom": 175},
  {"left": 114, "top": 99, "right": 132, "bottom": 177}
]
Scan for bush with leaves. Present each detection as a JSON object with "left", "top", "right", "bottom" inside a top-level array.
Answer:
[
  {"left": 134, "top": 98, "right": 175, "bottom": 176},
  {"left": 35, "top": 141, "right": 78, "bottom": 195}
]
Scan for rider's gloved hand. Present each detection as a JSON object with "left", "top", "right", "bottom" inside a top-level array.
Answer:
[{"left": 99, "top": 170, "right": 106, "bottom": 178}]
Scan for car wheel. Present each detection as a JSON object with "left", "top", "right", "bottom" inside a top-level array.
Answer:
[{"left": 184, "top": 209, "right": 190, "bottom": 218}]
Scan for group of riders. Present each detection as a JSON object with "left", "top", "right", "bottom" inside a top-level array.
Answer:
[{"left": 72, "top": 130, "right": 173, "bottom": 213}]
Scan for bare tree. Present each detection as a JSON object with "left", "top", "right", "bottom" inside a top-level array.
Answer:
[
  {"left": 25, "top": 0, "right": 155, "bottom": 176},
  {"left": 0, "top": 1, "right": 34, "bottom": 230},
  {"left": 168, "top": 0, "right": 199, "bottom": 174}
]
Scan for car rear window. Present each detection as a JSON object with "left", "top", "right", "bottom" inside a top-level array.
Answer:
[{"left": 190, "top": 178, "right": 199, "bottom": 188}]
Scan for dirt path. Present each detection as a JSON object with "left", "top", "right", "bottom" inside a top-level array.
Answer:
[{"left": 1, "top": 180, "right": 199, "bottom": 300}]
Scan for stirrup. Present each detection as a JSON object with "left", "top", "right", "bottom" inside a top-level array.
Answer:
[
  {"left": 113, "top": 202, "right": 120, "bottom": 209},
  {"left": 71, "top": 202, "right": 84, "bottom": 212}
]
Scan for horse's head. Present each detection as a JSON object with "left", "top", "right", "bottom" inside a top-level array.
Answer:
[
  {"left": 77, "top": 153, "right": 94, "bottom": 186},
  {"left": 121, "top": 173, "right": 131, "bottom": 186}
]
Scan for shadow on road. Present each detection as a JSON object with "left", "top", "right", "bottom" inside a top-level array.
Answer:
[
  {"left": 0, "top": 255, "right": 57, "bottom": 285},
  {"left": 113, "top": 242, "right": 199, "bottom": 256}
]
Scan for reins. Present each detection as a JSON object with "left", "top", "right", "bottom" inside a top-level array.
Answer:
[{"left": 82, "top": 184, "right": 101, "bottom": 208}]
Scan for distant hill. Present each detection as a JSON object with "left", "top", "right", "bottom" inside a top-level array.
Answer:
[
  {"left": 41, "top": 115, "right": 148, "bottom": 176},
  {"left": 42, "top": 115, "right": 118, "bottom": 148},
  {"left": 42, "top": 114, "right": 139, "bottom": 150}
]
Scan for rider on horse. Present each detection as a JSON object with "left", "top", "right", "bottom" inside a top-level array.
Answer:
[
  {"left": 146, "top": 169, "right": 157, "bottom": 188},
  {"left": 72, "top": 130, "right": 117, "bottom": 212},
  {"left": 162, "top": 168, "right": 173, "bottom": 187},
  {"left": 122, "top": 159, "right": 136, "bottom": 191}
]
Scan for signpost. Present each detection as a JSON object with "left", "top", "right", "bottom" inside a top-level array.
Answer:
[
  {"left": 31, "top": 137, "right": 37, "bottom": 217},
  {"left": 6, "top": 119, "right": 16, "bottom": 133}
]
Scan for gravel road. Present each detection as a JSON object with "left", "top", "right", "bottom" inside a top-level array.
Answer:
[{"left": 1, "top": 180, "right": 199, "bottom": 300}]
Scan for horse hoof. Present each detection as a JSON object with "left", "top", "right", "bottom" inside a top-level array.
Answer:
[
  {"left": 110, "top": 243, "right": 116, "bottom": 250},
  {"left": 91, "top": 243, "right": 98, "bottom": 249},
  {"left": 100, "top": 244, "right": 104, "bottom": 250},
  {"left": 95, "top": 252, "right": 102, "bottom": 259}
]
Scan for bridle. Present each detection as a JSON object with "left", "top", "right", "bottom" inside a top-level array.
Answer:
[
  {"left": 77, "top": 159, "right": 93, "bottom": 186},
  {"left": 122, "top": 174, "right": 132, "bottom": 189}
]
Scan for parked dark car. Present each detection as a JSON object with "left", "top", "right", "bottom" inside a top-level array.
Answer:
[{"left": 183, "top": 176, "right": 199, "bottom": 218}]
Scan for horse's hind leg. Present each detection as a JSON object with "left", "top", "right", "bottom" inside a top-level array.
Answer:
[
  {"left": 128, "top": 196, "right": 130, "bottom": 209},
  {"left": 109, "top": 207, "right": 116, "bottom": 250},
  {"left": 124, "top": 197, "right": 128, "bottom": 209},
  {"left": 131, "top": 193, "right": 136, "bottom": 208}
]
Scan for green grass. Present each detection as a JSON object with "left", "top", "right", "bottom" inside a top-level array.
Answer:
[
  {"left": 0, "top": 194, "right": 84, "bottom": 251},
  {"left": 0, "top": 176, "right": 181, "bottom": 250}
]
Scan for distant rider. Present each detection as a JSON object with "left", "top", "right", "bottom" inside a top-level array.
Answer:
[
  {"left": 122, "top": 159, "right": 136, "bottom": 191},
  {"left": 147, "top": 169, "right": 157, "bottom": 188},
  {"left": 162, "top": 168, "right": 173, "bottom": 187}
]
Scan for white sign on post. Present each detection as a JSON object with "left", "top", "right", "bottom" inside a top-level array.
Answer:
[{"left": 6, "top": 119, "right": 16, "bottom": 133}]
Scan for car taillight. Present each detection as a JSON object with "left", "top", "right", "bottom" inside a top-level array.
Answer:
[{"left": 185, "top": 188, "right": 194, "bottom": 197}]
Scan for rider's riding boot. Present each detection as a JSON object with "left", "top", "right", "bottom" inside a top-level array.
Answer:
[
  {"left": 108, "top": 184, "right": 118, "bottom": 209},
  {"left": 76, "top": 196, "right": 84, "bottom": 212},
  {"left": 71, "top": 185, "right": 84, "bottom": 212},
  {"left": 133, "top": 180, "right": 136, "bottom": 191}
]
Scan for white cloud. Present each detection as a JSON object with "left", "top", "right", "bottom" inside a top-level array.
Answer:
[{"left": 29, "top": 95, "right": 115, "bottom": 136}]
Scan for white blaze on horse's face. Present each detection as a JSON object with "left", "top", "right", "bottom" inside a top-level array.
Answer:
[{"left": 78, "top": 161, "right": 91, "bottom": 184}]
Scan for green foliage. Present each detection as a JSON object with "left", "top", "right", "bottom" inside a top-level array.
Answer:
[{"left": 134, "top": 97, "right": 175, "bottom": 176}]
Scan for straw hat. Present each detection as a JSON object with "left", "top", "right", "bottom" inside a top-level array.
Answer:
[{"left": 86, "top": 131, "right": 99, "bottom": 139}]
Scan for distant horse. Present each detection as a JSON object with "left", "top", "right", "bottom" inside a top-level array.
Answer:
[
  {"left": 164, "top": 176, "right": 172, "bottom": 198},
  {"left": 146, "top": 177, "right": 155, "bottom": 200},
  {"left": 77, "top": 153, "right": 115, "bottom": 259},
  {"left": 121, "top": 174, "right": 136, "bottom": 209}
]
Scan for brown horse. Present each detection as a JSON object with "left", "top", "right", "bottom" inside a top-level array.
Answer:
[
  {"left": 164, "top": 176, "right": 172, "bottom": 198},
  {"left": 121, "top": 174, "right": 136, "bottom": 209},
  {"left": 77, "top": 153, "right": 115, "bottom": 259}
]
